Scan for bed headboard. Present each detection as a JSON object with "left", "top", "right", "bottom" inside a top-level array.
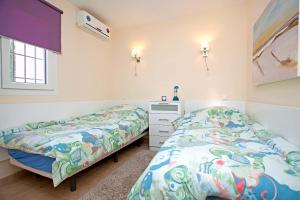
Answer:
[
  {"left": 184, "top": 100, "right": 246, "bottom": 113},
  {"left": 184, "top": 100, "right": 300, "bottom": 147},
  {"left": 246, "top": 102, "right": 300, "bottom": 147}
]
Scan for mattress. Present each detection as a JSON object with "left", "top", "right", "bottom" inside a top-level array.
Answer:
[{"left": 8, "top": 149, "right": 55, "bottom": 173}]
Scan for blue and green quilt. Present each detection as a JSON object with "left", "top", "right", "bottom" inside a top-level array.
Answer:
[
  {"left": 128, "top": 107, "right": 300, "bottom": 200},
  {"left": 0, "top": 104, "right": 148, "bottom": 187}
]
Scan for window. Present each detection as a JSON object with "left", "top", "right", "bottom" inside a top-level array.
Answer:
[
  {"left": 10, "top": 40, "right": 47, "bottom": 84},
  {"left": 0, "top": 37, "right": 57, "bottom": 95}
]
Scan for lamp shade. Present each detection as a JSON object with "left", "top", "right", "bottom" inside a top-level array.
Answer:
[
  {"left": 201, "top": 41, "right": 209, "bottom": 50},
  {"left": 131, "top": 48, "right": 141, "bottom": 58}
]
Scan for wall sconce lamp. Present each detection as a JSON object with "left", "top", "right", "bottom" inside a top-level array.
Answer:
[
  {"left": 131, "top": 48, "right": 141, "bottom": 63},
  {"left": 131, "top": 48, "right": 141, "bottom": 76},
  {"left": 201, "top": 41, "right": 209, "bottom": 57},
  {"left": 200, "top": 41, "right": 210, "bottom": 71}
]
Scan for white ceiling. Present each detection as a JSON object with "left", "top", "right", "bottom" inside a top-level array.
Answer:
[{"left": 69, "top": 0, "right": 245, "bottom": 30}]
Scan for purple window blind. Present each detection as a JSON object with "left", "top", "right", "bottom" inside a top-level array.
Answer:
[{"left": 0, "top": 0, "right": 63, "bottom": 53}]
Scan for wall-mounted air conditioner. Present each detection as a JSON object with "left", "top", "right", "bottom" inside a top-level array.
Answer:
[{"left": 77, "top": 10, "right": 111, "bottom": 39}]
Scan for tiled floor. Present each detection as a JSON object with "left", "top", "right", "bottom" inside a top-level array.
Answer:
[{"left": 0, "top": 137, "right": 149, "bottom": 200}]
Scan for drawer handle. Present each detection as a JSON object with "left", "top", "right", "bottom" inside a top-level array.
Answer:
[
  {"left": 159, "top": 130, "right": 169, "bottom": 133},
  {"left": 159, "top": 141, "right": 164, "bottom": 144},
  {"left": 158, "top": 119, "right": 169, "bottom": 122}
]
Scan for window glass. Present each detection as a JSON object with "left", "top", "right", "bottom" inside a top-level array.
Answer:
[
  {"left": 14, "top": 54, "right": 25, "bottom": 81},
  {"left": 36, "top": 60, "right": 45, "bottom": 80},
  {"left": 10, "top": 40, "right": 47, "bottom": 84},
  {"left": 25, "top": 44, "right": 35, "bottom": 57},
  {"left": 26, "top": 57, "right": 35, "bottom": 80},
  {"left": 36, "top": 47, "right": 45, "bottom": 59},
  {"left": 13, "top": 40, "right": 24, "bottom": 55}
]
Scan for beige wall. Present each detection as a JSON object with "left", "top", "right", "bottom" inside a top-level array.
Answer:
[
  {"left": 246, "top": 0, "right": 300, "bottom": 107},
  {"left": 110, "top": 1, "right": 248, "bottom": 102},
  {"left": 0, "top": 0, "right": 113, "bottom": 104},
  {"left": 1, "top": 0, "right": 299, "bottom": 108}
]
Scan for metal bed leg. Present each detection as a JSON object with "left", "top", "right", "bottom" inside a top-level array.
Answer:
[
  {"left": 114, "top": 152, "right": 119, "bottom": 162},
  {"left": 35, "top": 174, "right": 41, "bottom": 179},
  {"left": 136, "top": 139, "right": 142, "bottom": 147},
  {"left": 70, "top": 175, "right": 77, "bottom": 192}
]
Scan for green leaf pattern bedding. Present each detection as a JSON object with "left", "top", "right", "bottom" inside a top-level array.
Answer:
[
  {"left": 127, "top": 107, "right": 300, "bottom": 200},
  {"left": 0, "top": 105, "right": 148, "bottom": 187}
]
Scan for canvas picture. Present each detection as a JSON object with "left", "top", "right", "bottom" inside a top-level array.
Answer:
[{"left": 253, "top": 0, "right": 299, "bottom": 85}]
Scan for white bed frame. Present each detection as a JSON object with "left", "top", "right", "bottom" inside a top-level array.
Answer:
[
  {"left": 185, "top": 100, "right": 246, "bottom": 113},
  {"left": 8, "top": 130, "right": 148, "bottom": 191}
]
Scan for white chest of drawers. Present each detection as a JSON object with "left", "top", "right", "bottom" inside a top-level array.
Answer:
[{"left": 149, "top": 101, "right": 183, "bottom": 151}]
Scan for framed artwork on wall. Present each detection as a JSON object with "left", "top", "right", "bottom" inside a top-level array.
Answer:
[{"left": 253, "top": 0, "right": 299, "bottom": 85}]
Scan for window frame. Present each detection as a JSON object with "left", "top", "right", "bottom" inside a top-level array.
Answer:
[{"left": 0, "top": 37, "right": 58, "bottom": 95}]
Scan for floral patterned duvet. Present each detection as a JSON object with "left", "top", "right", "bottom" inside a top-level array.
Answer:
[
  {"left": 0, "top": 105, "right": 148, "bottom": 187},
  {"left": 127, "top": 107, "right": 300, "bottom": 200}
]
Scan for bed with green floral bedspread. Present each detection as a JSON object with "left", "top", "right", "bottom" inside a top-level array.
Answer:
[
  {"left": 0, "top": 104, "right": 148, "bottom": 187},
  {"left": 127, "top": 107, "right": 300, "bottom": 200}
]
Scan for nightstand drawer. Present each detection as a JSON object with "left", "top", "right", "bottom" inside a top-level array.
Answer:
[
  {"left": 149, "top": 101, "right": 182, "bottom": 114},
  {"left": 150, "top": 125, "right": 174, "bottom": 136},
  {"left": 149, "top": 135, "right": 169, "bottom": 147},
  {"left": 149, "top": 114, "right": 179, "bottom": 126}
]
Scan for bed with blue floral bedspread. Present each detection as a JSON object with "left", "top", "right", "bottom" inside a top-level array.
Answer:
[
  {"left": 127, "top": 107, "right": 300, "bottom": 200},
  {"left": 0, "top": 104, "right": 148, "bottom": 187}
]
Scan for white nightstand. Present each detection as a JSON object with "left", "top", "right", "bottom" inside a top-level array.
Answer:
[{"left": 149, "top": 101, "right": 183, "bottom": 151}]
